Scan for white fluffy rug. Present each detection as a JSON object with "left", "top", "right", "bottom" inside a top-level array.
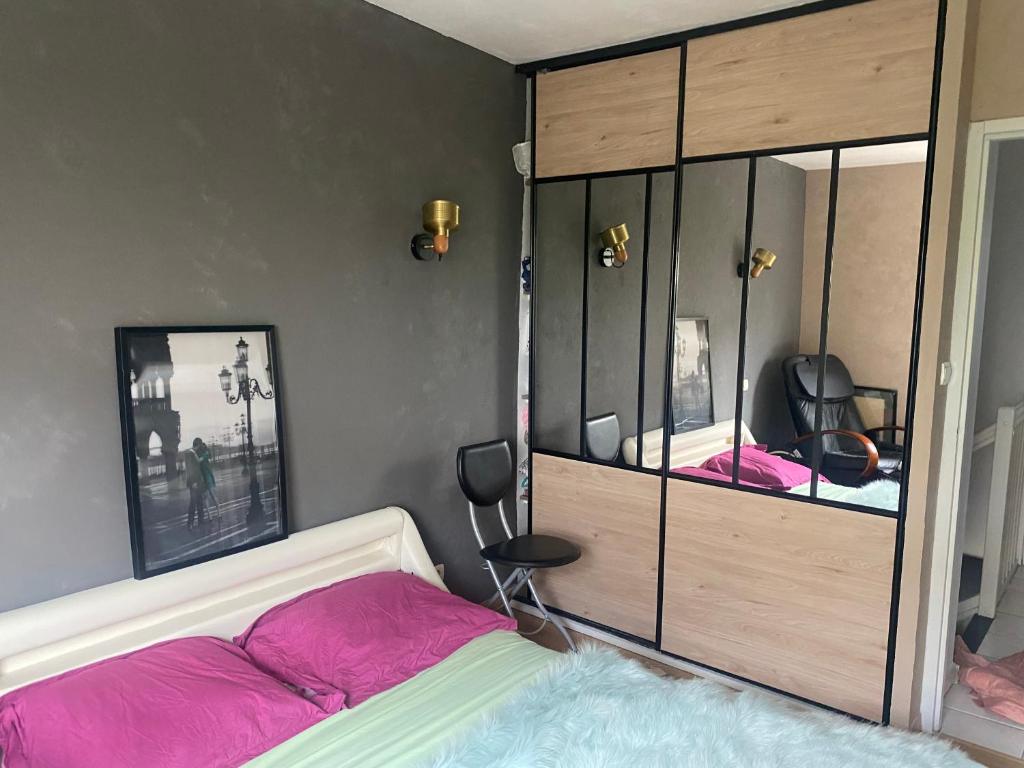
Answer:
[{"left": 426, "top": 647, "right": 977, "bottom": 767}]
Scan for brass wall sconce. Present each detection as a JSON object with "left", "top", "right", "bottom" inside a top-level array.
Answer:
[
  {"left": 411, "top": 200, "right": 460, "bottom": 261},
  {"left": 738, "top": 247, "right": 778, "bottom": 278},
  {"left": 599, "top": 223, "right": 630, "bottom": 268}
]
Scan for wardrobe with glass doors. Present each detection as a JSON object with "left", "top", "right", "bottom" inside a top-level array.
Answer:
[{"left": 524, "top": 0, "right": 943, "bottom": 723}]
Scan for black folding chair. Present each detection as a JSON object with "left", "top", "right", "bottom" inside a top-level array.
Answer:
[{"left": 456, "top": 439, "right": 580, "bottom": 651}]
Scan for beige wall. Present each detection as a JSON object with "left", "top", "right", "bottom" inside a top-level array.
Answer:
[
  {"left": 800, "top": 163, "right": 926, "bottom": 427},
  {"left": 906, "top": 0, "right": 979, "bottom": 729},
  {"left": 971, "top": 0, "right": 1024, "bottom": 121}
]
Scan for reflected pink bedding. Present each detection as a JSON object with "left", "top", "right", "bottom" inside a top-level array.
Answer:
[
  {"left": 954, "top": 636, "right": 1024, "bottom": 724},
  {"left": 235, "top": 570, "right": 516, "bottom": 712},
  {"left": 0, "top": 636, "right": 324, "bottom": 768},
  {"left": 670, "top": 465, "right": 763, "bottom": 486},
  {"left": 673, "top": 446, "right": 829, "bottom": 490},
  {"left": 703, "top": 445, "right": 827, "bottom": 490}
]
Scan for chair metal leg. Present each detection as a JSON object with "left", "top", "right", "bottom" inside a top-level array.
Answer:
[
  {"left": 524, "top": 572, "right": 577, "bottom": 653},
  {"left": 486, "top": 567, "right": 529, "bottom": 608},
  {"left": 506, "top": 569, "right": 531, "bottom": 601},
  {"left": 484, "top": 568, "right": 515, "bottom": 607},
  {"left": 483, "top": 560, "right": 514, "bottom": 618}
]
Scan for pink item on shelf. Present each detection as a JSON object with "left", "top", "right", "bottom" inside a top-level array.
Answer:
[
  {"left": 0, "top": 635, "right": 325, "bottom": 768},
  {"left": 954, "top": 636, "right": 1024, "bottom": 724},
  {"left": 235, "top": 570, "right": 516, "bottom": 712},
  {"left": 701, "top": 445, "right": 829, "bottom": 490},
  {"left": 671, "top": 465, "right": 766, "bottom": 487}
]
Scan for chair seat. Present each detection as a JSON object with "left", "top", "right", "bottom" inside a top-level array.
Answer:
[{"left": 480, "top": 534, "right": 581, "bottom": 569}]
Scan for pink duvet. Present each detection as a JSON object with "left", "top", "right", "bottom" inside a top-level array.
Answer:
[
  {"left": 954, "top": 636, "right": 1024, "bottom": 724},
  {"left": 235, "top": 570, "right": 516, "bottom": 712},
  {"left": 672, "top": 446, "right": 829, "bottom": 491},
  {"left": 0, "top": 636, "right": 325, "bottom": 768}
]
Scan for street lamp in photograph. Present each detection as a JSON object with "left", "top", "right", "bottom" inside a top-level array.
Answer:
[{"left": 218, "top": 336, "right": 274, "bottom": 523}]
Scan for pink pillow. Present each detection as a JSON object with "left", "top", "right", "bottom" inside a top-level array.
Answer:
[
  {"left": 234, "top": 570, "right": 516, "bottom": 712},
  {"left": 0, "top": 636, "right": 324, "bottom": 768},
  {"left": 702, "top": 445, "right": 828, "bottom": 490},
  {"left": 671, "top": 465, "right": 763, "bottom": 487}
]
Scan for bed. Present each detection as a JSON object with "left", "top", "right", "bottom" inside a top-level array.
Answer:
[
  {"left": 621, "top": 419, "right": 756, "bottom": 470},
  {"left": 0, "top": 506, "right": 963, "bottom": 766},
  {"left": 622, "top": 420, "right": 900, "bottom": 511}
]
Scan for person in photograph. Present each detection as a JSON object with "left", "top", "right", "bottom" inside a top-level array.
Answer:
[
  {"left": 184, "top": 438, "right": 207, "bottom": 530},
  {"left": 195, "top": 439, "right": 220, "bottom": 516}
]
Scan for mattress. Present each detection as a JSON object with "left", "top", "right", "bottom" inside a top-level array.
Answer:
[{"left": 244, "top": 630, "right": 559, "bottom": 768}]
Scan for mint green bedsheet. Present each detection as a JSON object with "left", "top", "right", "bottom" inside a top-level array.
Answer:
[{"left": 245, "top": 631, "right": 560, "bottom": 768}]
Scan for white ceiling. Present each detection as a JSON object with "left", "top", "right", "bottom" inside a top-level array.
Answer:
[
  {"left": 772, "top": 142, "right": 930, "bottom": 170},
  {"left": 364, "top": 0, "right": 810, "bottom": 65}
]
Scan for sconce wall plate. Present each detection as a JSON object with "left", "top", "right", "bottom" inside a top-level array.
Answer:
[
  {"left": 411, "top": 199, "right": 460, "bottom": 261},
  {"left": 411, "top": 233, "right": 437, "bottom": 261}
]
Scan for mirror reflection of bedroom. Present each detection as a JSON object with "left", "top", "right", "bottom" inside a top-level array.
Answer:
[{"left": 616, "top": 143, "right": 925, "bottom": 513}]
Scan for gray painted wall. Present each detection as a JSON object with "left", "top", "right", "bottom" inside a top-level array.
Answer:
[
  {"left": 586, "top": 174, "right": 675, "bottom": 442},
  {"left": 533, "top": 173, "right": 674, "bottom": 454},
  {"left": 965, "top": 140, "right": 1024, "bottom": 558},
  {"left": 677, "top": 157, "right": 806, "bottom": 450},
  {"left": 746, "top": 157, "right": 810, "bottom": 448},
  {"left": 0, "top": 0, "right": 525, "bottom": 612},
  {"left": 533, "top": 181, "right": 585, "bottom": 454},
  {"left": 534, "top": 159, "right": 805, "bottom": 456}
]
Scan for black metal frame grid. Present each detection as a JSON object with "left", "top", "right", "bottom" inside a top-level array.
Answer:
[
  {"left": 635, "top": 173, "right": 654, "bottom": 469},
  {"left": 809, "top": 148, "right": 843, "bottom": 498},
  {"left": 578, "top": 180, "right": 593, "bottom": 456},
  {"left": 730, "top": 159, "right": 758, "bottom": 484},
  {"left": 525, "top": 0, "right": 948, "bottom": 726}
]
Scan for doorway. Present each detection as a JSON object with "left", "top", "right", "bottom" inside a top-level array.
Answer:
[{"left": 921, "top": 116, "right": 1024, "bottom": 757}]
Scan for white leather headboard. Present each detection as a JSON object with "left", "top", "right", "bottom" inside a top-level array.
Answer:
[
  {"left": 622, "top": 419, "right": 756, "bottom": 469},
  {"left": 0, "top": 506, "right": 442, "bottom": 694}
]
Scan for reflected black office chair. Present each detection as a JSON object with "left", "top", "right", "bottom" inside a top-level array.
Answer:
[
  {"left": 457, "top": 439, "right": 580, "bottom": 651},
  {"left": 585, "top": 412, "right": 620, "bottom": 462},
  {"left": 782, "top": 354, "right": 904, "bottom": 486}
]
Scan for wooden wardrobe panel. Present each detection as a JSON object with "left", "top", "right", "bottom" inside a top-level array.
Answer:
[
  {"left": 535, "top": 49, "right": 680, "bottom": 179},
  {"left": 683, "top": 0, "right": 938, "bottom": 158},
  {"left": 661, "top": 480, "right": 896, "bottom": 720},
  {"left": 531, "top": 454, "right": 660, "bottom": 640}
]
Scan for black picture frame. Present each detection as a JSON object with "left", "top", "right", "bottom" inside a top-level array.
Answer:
[
  {"left": 671, "top": 317, "right": 715, "bottom": 434},
  {"left": 115, "top": 325, "right": 289, "bottom": 579}
]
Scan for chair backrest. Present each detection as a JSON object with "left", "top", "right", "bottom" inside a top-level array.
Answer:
[
  {"left": 782, "top": 354, "right": 867, "bottom": 454},
  {"left": 584, "top": 412, "right": 620, "bottom": 462},
  {"left": 456, "top": 439, "right": 513, "bottom": 507}
]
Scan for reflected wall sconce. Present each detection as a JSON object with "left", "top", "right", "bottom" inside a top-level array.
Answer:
[
  {"left": 411, "top": 200, "right": 460, "bottom": 261},
  {"left": 599, "top": 223, "right": 630, "bottom": 268},
  {"left": 738, "top": 247, "right": 778, "bottom": 278}
]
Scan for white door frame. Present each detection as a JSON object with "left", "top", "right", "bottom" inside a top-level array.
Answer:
[{"left": 919, "top": 116, "right": 1024, "bottom": 732}]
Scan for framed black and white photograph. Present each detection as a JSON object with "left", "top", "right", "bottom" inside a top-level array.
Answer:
[
  {"left": 671, "top": 317, "right": 714, "bottom": 434},
  {"left": 115, "top": 325, "right": 288, "bottom": 579}
]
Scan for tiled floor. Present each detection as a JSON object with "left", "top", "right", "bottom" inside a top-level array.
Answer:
[{"left": 943, "top": 569, "right": 1024, "bottom": 761}]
